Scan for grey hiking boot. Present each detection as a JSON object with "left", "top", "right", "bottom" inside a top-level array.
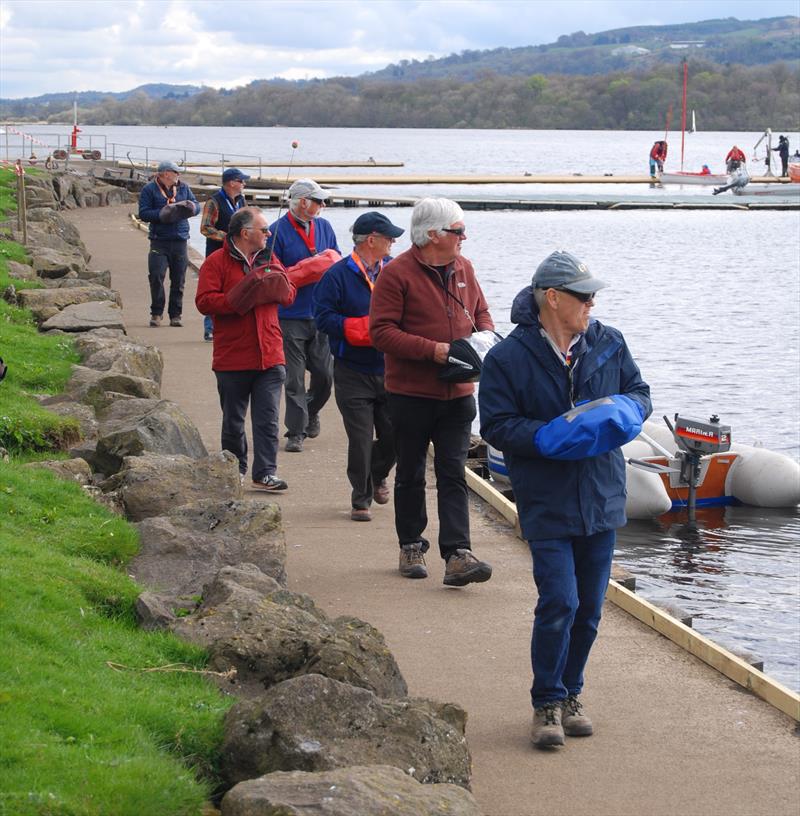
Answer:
[
  {"left": 561, "top": 694, "right": 593, "bottom": 736},
  {"left": 305, "top": 413, "right": 321, "bottom": 438},
  {"left": 285, "top": 435, "right": 304, "bottom": 453},
  {"left": 443, "top": 548, "right": 492, "bottom": 587},
  {"left": 399, "top": 543, "right": 428, "bottom": 579},
  {"left": 531, "top": 703, "right": 565, "bottom": 748}
]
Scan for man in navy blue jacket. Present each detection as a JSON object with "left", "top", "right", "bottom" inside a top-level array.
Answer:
[
  {"left": 269, "top": 179, "right": 341, "bottom": 452},
  {"left": 138, "top": 160, "right": 199, "bottom": 327},
  {"left": 313, "top": 212, "right": 403, "bottom": 521},
  {"left": 480, "top": 250, "right": 651, "bottom": 750}
]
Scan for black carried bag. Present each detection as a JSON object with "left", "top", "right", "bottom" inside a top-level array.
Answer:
[{"left": 438, "top": 330, "right": 503, "bottom": 383}]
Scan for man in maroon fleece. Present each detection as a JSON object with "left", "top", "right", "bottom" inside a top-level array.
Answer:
[{"left": 370, "top": 198, "right": 494, "bottom": 587}]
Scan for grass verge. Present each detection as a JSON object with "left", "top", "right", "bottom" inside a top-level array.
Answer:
[
  {"left": 0, "top": 463, "right": 232, "bottom": 816},
  {"left": 0, "top": 168, "right": 234, "bottom": 815}
]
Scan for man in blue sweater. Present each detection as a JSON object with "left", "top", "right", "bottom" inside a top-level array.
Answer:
[
  {"left": 269, "top": 179, "right": 341, "bottom": 452},
  {"left": 138, "top": 160, "right": 199, "bottom": 327},
  {"left": 480, "top": 250, "right": 651, "bottom": 750},
  {"left": 313, "top": 212, "right": 403, "bottom": 521}
]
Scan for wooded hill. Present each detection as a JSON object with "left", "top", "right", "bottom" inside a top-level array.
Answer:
[
  {"left": 21, "top": 60, "right": 798, "bottom": 131},
  {"left": 369, "top": 15, "right": 799, "bottom": 80}
]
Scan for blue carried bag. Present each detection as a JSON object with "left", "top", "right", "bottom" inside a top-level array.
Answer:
[{"left": 534, "top": 395, "right": 644, "bottom": 460}]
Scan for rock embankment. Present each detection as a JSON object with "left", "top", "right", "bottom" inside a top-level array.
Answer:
[{"left": 12, "top": 176, "right": 482, "bottom": 816}]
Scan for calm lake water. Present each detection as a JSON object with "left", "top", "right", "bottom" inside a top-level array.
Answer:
[{"left": 20, "top": 124, "right": 800, "bottom": 691}]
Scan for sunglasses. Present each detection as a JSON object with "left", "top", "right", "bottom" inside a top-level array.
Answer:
[
  {"left": 557, "top": 288, "right": 595, "bottom": 303},
  {"left": 247, "top": 226, "right": 270, "bottom": 234},
  {"left": 308, "top": 197, "right": 326, "bottom": 205},
  {"left": 441, "top": 227, "right": 466, "bottom": 236}
]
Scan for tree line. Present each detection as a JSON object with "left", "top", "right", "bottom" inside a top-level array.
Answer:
[{"left": 8, "top": 60, "right": 799, "bottom": 131}]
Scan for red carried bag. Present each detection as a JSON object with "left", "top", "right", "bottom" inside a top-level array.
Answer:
[{"left": 226, "top": 260, "right": 293, "bottom": 315}]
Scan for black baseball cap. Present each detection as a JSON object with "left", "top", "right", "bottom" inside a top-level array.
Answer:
[{"left": 352, "top": 211, "right": 404, "bottom": 238}]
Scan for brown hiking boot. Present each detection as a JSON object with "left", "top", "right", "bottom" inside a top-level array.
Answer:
[
  {"left": 149, "top": 314, "right": 162, "bottom": 327},
  {"left": 373, "top": 479, "right": 390, "bottom": 505},
  {"left": 443, "top": 548, "right": 492, "bottom": 587},
  {"left": 531, "top": 703, "right": 565, "bottom": 748},
  {"left": 399, "top": 543, "right": 428, "bottom": 579},
  {"left": 561, "top": 694, "right": 593, "bottom": 736}
]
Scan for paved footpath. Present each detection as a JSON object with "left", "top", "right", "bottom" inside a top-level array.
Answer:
[{"left": 67, "top": 205, "right": 799, "bottom": 816}]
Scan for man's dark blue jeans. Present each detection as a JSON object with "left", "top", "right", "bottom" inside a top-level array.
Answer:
[{"left": 528, "top": 530, "right": 616, "bottom": 708}]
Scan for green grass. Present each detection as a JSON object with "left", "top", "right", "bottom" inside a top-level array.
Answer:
[
  {"left": 0, "top": 168, "right": 82, "bottom": 454},
  {"left": 0, "top": 464, "right": 232, "bottom": 816},
  {"left": 0, "top": 167, "right": 234, "bottom": 815}
]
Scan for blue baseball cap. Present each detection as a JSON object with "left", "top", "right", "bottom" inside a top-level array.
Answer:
[{"left": 222, "top": 167, "right": 250, "bottom": 183}]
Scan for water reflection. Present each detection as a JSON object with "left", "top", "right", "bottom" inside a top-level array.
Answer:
[{"left": 617, "top": 505, "right": 800, "bottom": 691}]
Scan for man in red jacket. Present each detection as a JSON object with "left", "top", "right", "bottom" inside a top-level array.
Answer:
[
  {"left": 196, "top": 207, "right": 296, "bottom": 491},
  {"left": 370, "top": 198, "right": 494, "bottom": 587}
]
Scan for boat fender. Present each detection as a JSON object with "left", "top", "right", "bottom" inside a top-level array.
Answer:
[
  {"left": 625, "top": 465, "right": 673, "bottom": 519},
  {"left": 725, "top": 448, "right": 800, "bottom": 507},
  {"left": 534, "top": 395, "right": 644, "bottom": 460}
]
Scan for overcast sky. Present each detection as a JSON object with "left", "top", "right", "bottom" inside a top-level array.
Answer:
[{"left": 1, "top": 0, "right": 798, "bottom": 99}]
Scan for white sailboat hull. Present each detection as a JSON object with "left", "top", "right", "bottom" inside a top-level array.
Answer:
[{"left": 659, "top": 172, "right": 728, "bottom": 186}]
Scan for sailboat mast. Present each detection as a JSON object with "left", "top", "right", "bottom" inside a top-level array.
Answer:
[{"left": 680, "top": 60, "right": 687, "bottom": 171}]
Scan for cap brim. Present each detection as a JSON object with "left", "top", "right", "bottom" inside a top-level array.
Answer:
[
  {"left": 380, "top": 225, "right": 405, "bottom": 238},
  {"left": 563, "top": 277, "right": 607, "bottom": 294}
]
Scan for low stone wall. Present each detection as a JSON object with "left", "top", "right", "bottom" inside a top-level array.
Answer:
[{"left": 10, "top": 186, "right": 482, "bottom": 816}]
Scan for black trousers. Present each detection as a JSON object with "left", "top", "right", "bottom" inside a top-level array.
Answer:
[
  {"left": 387, "top": 392, "right": 475, "bottom": 560},
  {"left": 148, "top": 238, "right": 187, "bottom": 319},
  {"left": 279, "top": 318, "right": 333, "bottom": 437},
  {"left": 215, "top": 366, "right": 285, "bottom": 480},
  {"left": 333, "top": 360, "right": 395, "bottom": 510}
]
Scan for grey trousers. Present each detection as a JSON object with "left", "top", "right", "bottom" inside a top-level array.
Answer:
[
  {"left": 215, "top": 366, "right": 285, "bottom": 480},
  {"left": 333, "top": 360, "right": 395, "bottom": 509},
  {"left": 279, "top": 318, "right": 333, "bottom": 437}
]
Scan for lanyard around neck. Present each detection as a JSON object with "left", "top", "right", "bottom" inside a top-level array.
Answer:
[
  {"left": 287, "top": 212, "right": 316, "bottom": 254},
  {"left": 350, "top": 251, "right": 381, "bottom": 291}
]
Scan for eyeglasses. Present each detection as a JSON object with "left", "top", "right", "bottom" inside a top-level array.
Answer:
[
  {"left": 441, "top": 227, "right": 466, "bottom": 236},
  {"left": 371, "top": 233, "right": 396, "bottom": 243},
  {"left": 557, "top": 288, "right": 595, "bottom": 303},
  {"left": 308, "top": 197, "right": 326, "bottom": 205},
  {"left": 247, "top": 226, "right": 270, "bottom": 235}
]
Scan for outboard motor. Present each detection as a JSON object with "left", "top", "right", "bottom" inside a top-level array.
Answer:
[{"left": 665, "top": 413, "right": 731, "bottom": 523}]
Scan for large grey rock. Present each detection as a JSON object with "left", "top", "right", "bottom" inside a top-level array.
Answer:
[
  {"left": 104, "top": 451, "right": 241, "bottom": 520},
  {"left": 172, "top": 566, "right": 407, "bottom": 700},
  {"left": 221, "top": 674, "right": 471, "bottom": 789},
  {"left": 135, "top": 591, "right": 177, "bottom": 631},
  {"left": 6, "top": 260, "right": 35, "bottom": 281},
  {"left": 23, "top": 457, "right": 93, "bottom": 485},
  {"left": 26, "top": 207, "right": 85, "bottom": 248},
  {"left": 57, "top": 365, "right": 159, "bottom": 412},
  {"left": 220, "top": 765, "right": 481, "bottom": 816},
  {"left": 30, "top": 246, "right": 87, "bottom": 279},
  {"left": 92, "top": 397, "right": 207, "bottom": 475},
  {"left": 131, "top": 500, "right": 286, "bottom": 599},
  {"left": 26, "top": 225, "right": 90, "bottom": 260},
  {"left": 35, "top": 398, "right": 98, "bottom": 440},
  {"left": 41, "top": 301, "right": 125, "bottom": 332},
  {"left": 17, "top": 285, "right": 122, "bottom": 324},
  {"left": 75, "top": 333, "right": 162, "bottom": 385}
]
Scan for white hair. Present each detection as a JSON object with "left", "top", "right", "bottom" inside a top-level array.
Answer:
[{"left": 410, "top": 198, "right": 465, "bottom": 247}]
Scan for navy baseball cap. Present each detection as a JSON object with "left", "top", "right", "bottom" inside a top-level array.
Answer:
[
  {"left": 222, "top": 167, "right": 250, "bottom": 183},
  {"left": 352, "top": 211, "right": 404, "bottom": 238},
  {"left": 532, "top": 250, "right": 607, "bottom": 294}
]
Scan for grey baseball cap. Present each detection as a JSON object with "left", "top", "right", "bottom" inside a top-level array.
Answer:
[
  {"left": 156, "top": 160, "right": 181, "bottom": 173},
  {"left": 532, "top": 250, "right": 607, "bottom": 294},
  {"left": 288, "top": 178, "right": 329, "bottom": 201}
]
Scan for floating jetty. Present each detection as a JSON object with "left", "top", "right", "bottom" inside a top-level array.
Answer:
[{"left": 175, "top": 160, "right": 405, "bottom": 168}]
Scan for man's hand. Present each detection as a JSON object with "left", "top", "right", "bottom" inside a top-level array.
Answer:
[{"left": 433, "top": 342, "right": 450, "bottom": 365}]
